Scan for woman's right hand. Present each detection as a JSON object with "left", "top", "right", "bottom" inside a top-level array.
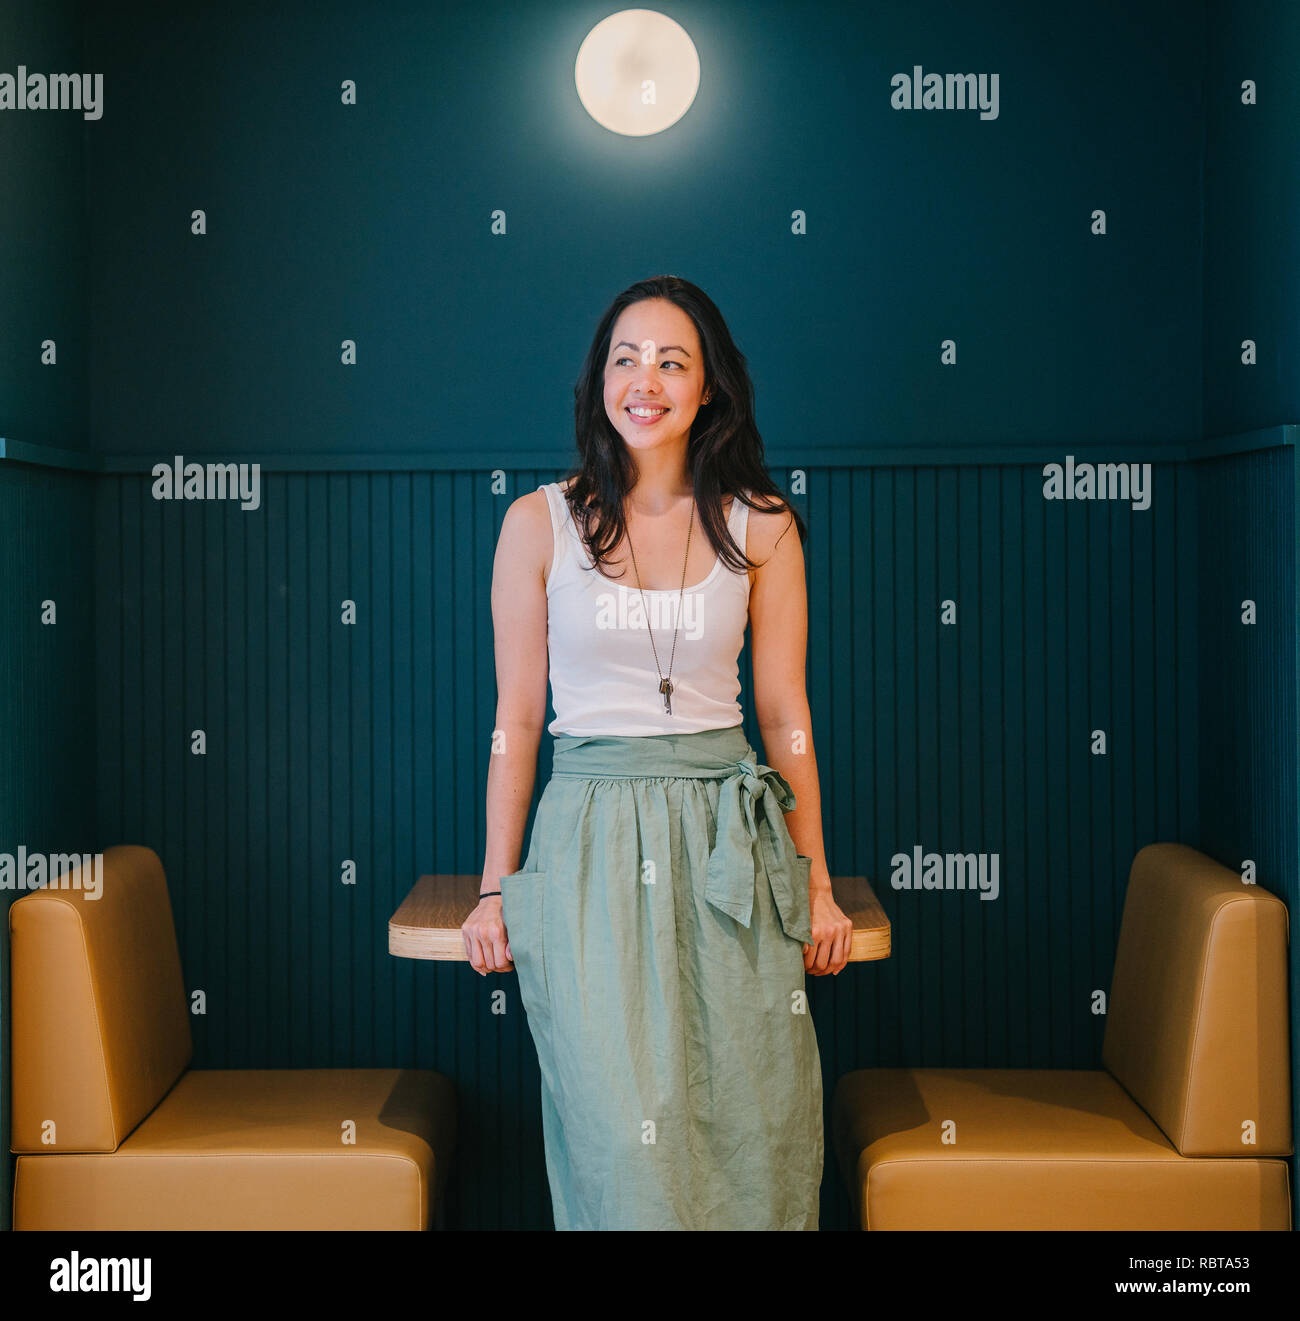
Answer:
[{"left": 462, "top": 894, "right": 514, "bottom": 974}]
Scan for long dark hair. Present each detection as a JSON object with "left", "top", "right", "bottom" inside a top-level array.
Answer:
[{"left": 561, "top": 275, "right": 805, "bottom": 577}]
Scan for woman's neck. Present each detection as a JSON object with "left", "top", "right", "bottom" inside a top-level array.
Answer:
[{"left": 627, "top": 445, "right": 692, "bottom": 513}]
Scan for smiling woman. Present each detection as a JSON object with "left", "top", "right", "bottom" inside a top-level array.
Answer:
[{"left": 462, "top": 274, "right": 852, "bottom": 1231}]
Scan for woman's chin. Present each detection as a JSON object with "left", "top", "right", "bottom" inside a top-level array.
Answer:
[{"left": 620, "top": 428, "right": 685, "bottom": 451}]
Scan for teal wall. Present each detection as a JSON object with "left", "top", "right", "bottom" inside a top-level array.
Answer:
[
  {"left": 0, "top": 0, "right": 95, "bottom": 1235},
  {"left": 2, "top": 0, "right": 1297, "bottom": 1230},
  {"left": 76, "top": 0, "right": 1204, "bottom": 460},
  {"left": 1196, "top": 0, "right": 1300, "bottom": 1207},
  {"left": 1196, "top": 446, "right": 1297, "bottom": 1139},
  {"left": 0, "top": 1, "right": 87, "bottom": 448},
  {"left": 1202, "top": 0, "right": 1300, "bottom": 429}
]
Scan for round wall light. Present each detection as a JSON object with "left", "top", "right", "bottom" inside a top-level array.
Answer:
[{"left": 574, "top": 9, "right": 701, "bottom": 137}]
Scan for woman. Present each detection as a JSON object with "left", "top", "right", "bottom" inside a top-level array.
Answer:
[{"left": 462, "top": 275, "right": 852, "bottom": 1230}]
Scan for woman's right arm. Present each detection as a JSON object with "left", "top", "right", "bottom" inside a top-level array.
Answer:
[{"left": 461, "top": 489, "right": 553, "bottom": 974}]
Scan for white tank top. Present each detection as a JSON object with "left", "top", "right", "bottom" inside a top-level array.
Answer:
[{"left": 541, "top": 481, "right": 751, "bottom": 736}]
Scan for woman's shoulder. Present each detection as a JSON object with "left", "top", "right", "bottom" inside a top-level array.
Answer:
[
  {"left": 740, "top": 490, "right": 799, "bottom": 564},
  {"left": 497, "top": 486, "right": 555, "bottom": 578},
  {"left": 503, "top": 483, "right": 554, "bottom": 525}
]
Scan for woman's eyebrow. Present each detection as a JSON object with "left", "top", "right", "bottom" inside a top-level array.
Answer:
[{"left": 612, "top": 340, "right": 693, "bottom": 357}]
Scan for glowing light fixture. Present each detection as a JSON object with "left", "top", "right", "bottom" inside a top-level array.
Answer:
[{"left": 574, "top": 9, "right": 700, "bottom": 137}]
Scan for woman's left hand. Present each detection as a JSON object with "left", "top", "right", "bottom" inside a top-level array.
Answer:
[{"left": 804, "top": 887, "right": 853, "bottom": 975}]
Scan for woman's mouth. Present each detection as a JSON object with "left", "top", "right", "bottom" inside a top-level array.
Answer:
[{"left": 626, "top": 406, "right": 668, "bottom": 426}]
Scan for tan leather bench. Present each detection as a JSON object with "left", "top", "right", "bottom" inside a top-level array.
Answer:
[
  {"left": 10, "top": 845, "right": 456, "bottom": 1230},
  {"left": 833, "top": 842, "right": 1293, "bottom": 1229}
]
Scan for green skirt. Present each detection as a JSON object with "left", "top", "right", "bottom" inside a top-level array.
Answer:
[{"left": 500, "top": 725, "right": 824, "bottom": 1230}]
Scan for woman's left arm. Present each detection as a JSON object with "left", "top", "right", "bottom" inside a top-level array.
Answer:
[{"left": 748, "top": 505, "right": 853, "bottom": 976}]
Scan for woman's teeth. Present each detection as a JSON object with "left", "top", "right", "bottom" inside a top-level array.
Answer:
[{"left": 627, "top": 406, "right": 667, "bottom": 422}]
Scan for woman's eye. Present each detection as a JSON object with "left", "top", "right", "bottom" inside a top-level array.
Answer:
[{"left": 615, "top": 356, "right": 683, "bottom": 369}]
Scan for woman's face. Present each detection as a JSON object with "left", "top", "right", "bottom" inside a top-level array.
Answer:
[{"left": 602, "top": 298, "right": 708, "bottom": 456}]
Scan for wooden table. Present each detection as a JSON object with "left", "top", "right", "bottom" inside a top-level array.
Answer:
[{"left": 390, "top": 874, "right": 890, "bottom": 963}]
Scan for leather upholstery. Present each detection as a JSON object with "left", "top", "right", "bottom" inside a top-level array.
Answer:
[
  {"left": 9, "top": 844, "right": 192, "bottom": 1152},
  {"left": 1103, "top": 843, "right": 1291, "bottom": 1156},
  {"left": 13, "top": 1068, "right": 456, "bottom": 1230},
  {"left": 10, "top": 845, "right": 456, "bottom": 1230},
  {"left": 833, "top": 1067, "right": 1290, "bottom": 1229},
  {"left": 833, "top": 842, "right": 1293, "bottom": 1229}
]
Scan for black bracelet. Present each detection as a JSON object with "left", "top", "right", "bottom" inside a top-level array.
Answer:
[{"left": 479, "top": 890, "right": 501, "bottom": 897}]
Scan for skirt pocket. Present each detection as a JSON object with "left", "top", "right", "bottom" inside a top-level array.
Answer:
[
  {"left": 792, "top": 854, "right": 814, "bottom": 945},
  {"left": 500, "top": 868, "right": 549, "bottom": 1009}
]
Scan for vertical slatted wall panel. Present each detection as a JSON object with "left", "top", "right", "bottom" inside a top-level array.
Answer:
[
  {"left": 91, "top": 460, "right": 1206, "bottom": 1230},
  {"left": 1196, "top": 445, "right": 1299, "bottom": 1202},
  {"left": 0, "top": 463, "right": 98, "bottom": 1231},
  {"left": 94, "top": 467, "right": 569, "bottom": 1230},
  {"left": 790, "top": 462, "right": 1199, "bottom": 1225}
]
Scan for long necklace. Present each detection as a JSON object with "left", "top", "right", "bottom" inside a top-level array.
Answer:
[{"left": 625, "top": 498, "right": 694, "bottom": 715}]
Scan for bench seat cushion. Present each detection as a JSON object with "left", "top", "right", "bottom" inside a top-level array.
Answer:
[
  {"left": 14, "top": 1067, "right": 456, "bottom": 1230},
  {"left": 833, "top": 1067, "right": 1291, "bottom": 1229}
]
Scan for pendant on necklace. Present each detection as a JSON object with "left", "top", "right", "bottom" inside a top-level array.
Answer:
[{"left": 659, "top": 677, "right": 674, "bottom": 715}]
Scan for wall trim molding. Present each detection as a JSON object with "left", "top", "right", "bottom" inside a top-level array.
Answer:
[{"left": 1, "top": 427, "right": 1294, "bottom": 474}]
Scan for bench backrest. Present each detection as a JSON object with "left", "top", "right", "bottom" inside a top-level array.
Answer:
[
  {"left": 1103, "top": 842, "right": 1291, "bottom": 1157},
  {"left": 9, "top": 844, "right": 192, "bottom": 1152}
]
